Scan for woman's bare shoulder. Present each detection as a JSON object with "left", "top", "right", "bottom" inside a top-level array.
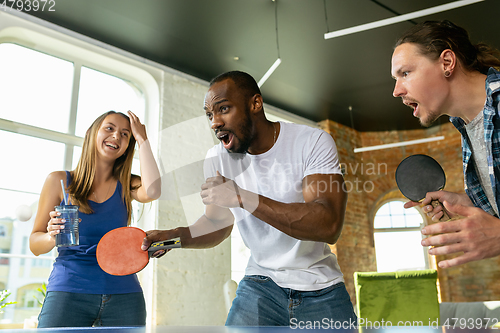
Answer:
[{"left": 45, "top": 171, "right": 69, "bottom": 187}]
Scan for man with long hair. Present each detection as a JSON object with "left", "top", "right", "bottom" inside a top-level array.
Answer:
[{"left": 392, "top": 20, "right": 500, "bottom": 268}]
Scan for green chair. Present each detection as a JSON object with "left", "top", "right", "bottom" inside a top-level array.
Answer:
[{"left": 354, "top": 270, "right": 440, "bottom": 327}]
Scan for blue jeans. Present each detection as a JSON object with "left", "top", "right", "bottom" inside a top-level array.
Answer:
[
  {"left": 226, "top": 275, "right": 357, "bottom": 327},
  {"left": 37, "top": 291, "right": 146, "bottom": 327}
]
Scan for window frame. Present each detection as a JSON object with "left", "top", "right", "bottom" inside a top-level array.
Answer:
[
  {"left": 373, "top": 199, "right": 430, "bottom": 272},
  {"left": 0, "top": 17, "right": 160, "bottom": 324}
]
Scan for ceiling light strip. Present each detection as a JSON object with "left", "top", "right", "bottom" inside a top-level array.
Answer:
[
  {"left": 353, "top": 136, "right": 445, "bottom": 153},
  {"left": 257, "top": 58, "right": 282, "bottom": 88},
  {"left": 324, "top": 0, "right": 484, "bottom": 39}
]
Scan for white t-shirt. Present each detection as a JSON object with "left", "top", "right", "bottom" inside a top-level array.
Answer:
[{"left": 204, "top": 121, "right": 344, "bottom": 291}]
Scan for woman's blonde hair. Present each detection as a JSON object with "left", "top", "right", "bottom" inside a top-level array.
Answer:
[{"left": 68, "top": 111, "right": 139, "bottom": 224}]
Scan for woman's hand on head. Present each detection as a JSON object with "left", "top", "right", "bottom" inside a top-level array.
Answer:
[{"left": 128, "top": 111, "right": 147, "bottom": 146}]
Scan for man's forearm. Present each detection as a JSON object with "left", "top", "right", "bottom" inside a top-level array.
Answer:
[
  {"left": 235, "top": 174, "right": 347, "bottom": 244},
  {"left": 248, "top": 196, "right": 345, "bottom": 244},
  {"left": 177, "top": 214, "right": 233, "bottom": 249}
]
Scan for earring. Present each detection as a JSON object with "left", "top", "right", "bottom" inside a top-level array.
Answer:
[{"left": 444, "top": 70, "right": 451, "bottom": 78}]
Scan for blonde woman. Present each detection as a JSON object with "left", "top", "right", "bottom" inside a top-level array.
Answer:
[{"left": 30, "top": 111, "right": 160, "bottom": 327}]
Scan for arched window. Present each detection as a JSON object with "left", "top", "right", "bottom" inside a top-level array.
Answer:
[{"left": 373, "top": 200, "right": 429, "bottom": 272}]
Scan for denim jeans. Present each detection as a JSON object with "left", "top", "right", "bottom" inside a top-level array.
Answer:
[
  {"left": 226, "top": 275, "right": 357, "bottom": 327},
  {"left": 37, "top": 291, "right": 146, "bottom": 327}
]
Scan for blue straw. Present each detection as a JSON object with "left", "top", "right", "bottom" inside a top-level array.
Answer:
[{"left": 60, "top": 180, "right": 68, "bottom": 205}]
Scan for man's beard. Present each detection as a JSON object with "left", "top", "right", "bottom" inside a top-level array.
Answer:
[
  {"left": 227, "top": 107, "right": 253, "bottom": 154},
  {"left": 419, "top": 109, "right": 441, "bottom": 127}
]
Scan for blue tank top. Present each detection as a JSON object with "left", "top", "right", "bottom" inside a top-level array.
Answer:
[{"left": 46, "top": 171, "right": 142, "bottom": 294}]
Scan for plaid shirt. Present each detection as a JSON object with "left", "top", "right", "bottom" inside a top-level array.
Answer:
[{"left": 450, "top": 68, "right": 500, "bottom": 217}]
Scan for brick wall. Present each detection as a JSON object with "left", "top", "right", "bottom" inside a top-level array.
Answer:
[
  {"left": 320, "top": 119, "right": 500, "bottom": 306},
  {"left": 318, "top": 120, "right": 376, "bottom": 304}
]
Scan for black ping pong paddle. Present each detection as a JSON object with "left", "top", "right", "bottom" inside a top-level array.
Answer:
[{"left": 395, "top": 154, "right": 450, "bottom": 221}]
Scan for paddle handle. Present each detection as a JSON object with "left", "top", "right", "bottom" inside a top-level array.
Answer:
[
  {"left": 148, "top": 237, "right": 181, "bottom": 251},
  {"left": 431, "top": 200, "right": 450, "bottom": 221}
]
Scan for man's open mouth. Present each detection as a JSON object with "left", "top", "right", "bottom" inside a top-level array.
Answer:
[
  {"left": 216, "top": 131, "right": 234, "bottom": 149},
  {"left": 403, "top": 100, "right": 419, "bottom": 117}
]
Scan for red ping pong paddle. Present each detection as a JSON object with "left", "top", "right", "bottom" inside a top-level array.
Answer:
[
  {"left": 96, "top": 227, "right": 181, "bottom": 276},
  {"left": 395, "top": 154, "right": 450, "bottom": 221}
]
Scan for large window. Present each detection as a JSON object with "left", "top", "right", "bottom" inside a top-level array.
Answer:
[
  {"left": 0, "top": 42, "right": 146, "bottom": 324},
  {"left": 0, "top": 43, "right": 74, "bottom": 132},
  {"left": 75, "top": 66, "right": 145, "bottom": 137},
  {"left": 373, "top": 200, "right": 429, "bottom": 272}
]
